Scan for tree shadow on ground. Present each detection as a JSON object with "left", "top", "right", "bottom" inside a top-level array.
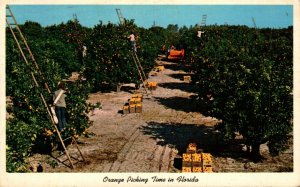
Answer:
[
  {"left": 120, "top": 85, "right": 136, "bottom": 93},
  {"left": 140, "top": 122, "right": 252, "bottom": 169},
  {"left": 167, "top": 73, "right": 193, "bottom": 81},
  {"left": 140, "top": 122, "right": 222, "bottom": 155},
  {"left": 158, "top": 82, "right": 197, "bottom": 93},
  {"left": 163, "top": 63, "right": 191, "bottom": 72},
  {"left": 155, "top": 96, "right": 209, "bottom": 115}
]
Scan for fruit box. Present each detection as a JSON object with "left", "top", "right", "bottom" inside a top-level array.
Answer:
[
  {"left": 158, "top": 66, "right": 165, "bottom": 71},
  {"left": 129, "top": 104, "right": 136, "bottom": 113},
  {"left": 191, "top": 153, "right": 201, "bottom": 162},
  {"left": 182, "top": 153, "right": 192, "bottom": 161},
  {"left": 129, "top": 98, "right": 136, "bottom": 105},
  {"left": 192, "top": 167, "right": 202, "bottom": 173},
  {"left": 123, "top": 105, "right": 129, "bottom": 114},
  {"left": 132, "top": 93, "right": 143, "bottom": 100},
  {"left": 188, "top": 143, "right": 197, "bottom": 149},
  {"left": 183, "top": 75, "right": 191, "bottom": 82},
  {"left": 134, "top": 97, "right": 142, "bottom": 104},
  {"left": 202, "top": 153, "right": 212, "bottom": 160},
  {"left": 135, "top": 103, "right": 142, "bottom": 113},
  {"left": 202, "top": 166, "right": 213, "bottom": 173},
  {"left": 182, "top": 167, "right": 192, "bottom": 173}
]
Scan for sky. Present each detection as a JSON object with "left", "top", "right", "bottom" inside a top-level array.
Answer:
[{"left": 7, "top": 5, "right": 293, "bottom": 29}]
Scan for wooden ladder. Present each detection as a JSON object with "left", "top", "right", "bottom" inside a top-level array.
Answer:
[
  {"left": 116, "top": 8, "right": 125, "bottom": 25},
  {"left": 6, "top": 5, "right": 85, "bottom": 169},
  {"left": 201, "top": 14, "right": 207, "bottom": 27},
  {"left": 131, "top": 50, "right": 152, "bottom": 96}
]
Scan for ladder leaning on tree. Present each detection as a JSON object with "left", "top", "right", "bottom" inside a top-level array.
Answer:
[
  {"left": 131, "top": 50, "right": 152, "bottom": 96},
  {"left": 6, "top": 5, "right": 85, "bottom": 169},
  {"left": 115, "top": 8, "right": 151, "bottom": 96}
]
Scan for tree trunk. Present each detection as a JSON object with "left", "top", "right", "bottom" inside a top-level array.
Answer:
[
  {"left": 251, "top": 143, "right": 262, "bottom": 161},
  {"left": 117, "top": 83, "right": 122, "bottom": 92}
]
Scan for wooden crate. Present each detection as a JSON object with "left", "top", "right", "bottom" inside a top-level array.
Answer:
[
  {"left": 123, "top": 105, "right": 129, "bottom": 114},
  {"left": 202, "top": 153, "right": 212, "bottom": 167},
  {"left": 134, "top": 97, "right": 142, "bottom": 104},
  {"left": 202, "top": 166, "right": 213, "bottom": 173},
  {"left": 182, "top": 167, "right": 192, "bottom": 173},
  {"left": 191, "top": 153, "right": 201, "bottom": 162},
  {"left": 188, "top": 143, "right": 197, "bottom": 150},
  {"left": 158, "top": 65, "right": 165, "bottom": 71},
  {"left": 192, "top": 167, "right": 202, "bottom": 173},
  {"left": 147, "top": 82, "right": 158, "bottom": 90},
  {"left": 135, "top": 103, "right": 142, "bottom": 113},
  {"left": 129, "top": 98, "right": 136, "bottom": 105},
  {"left": 183, "top": 75, "right": 191, "bottom": 82},
  {"left": 132, "top": 94, "right": 143, "bottom": 101},
  {"left": 129, "top": 104, "right": 136, "bottom": 113},
  {"left": 182, "top": 153, "right": 192, "bottom": 162}
]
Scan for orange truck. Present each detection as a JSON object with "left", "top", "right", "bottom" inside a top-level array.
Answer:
[{"left": 167, "top": 49, "right": 185, "bottom": 60}]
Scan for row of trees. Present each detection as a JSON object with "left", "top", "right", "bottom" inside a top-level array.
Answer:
[
  {"left": 183, "top": 25, "right": 293, "bottom": 159},
  {"left": 6, "top": 19, "right": 172, "bottom": 172}
]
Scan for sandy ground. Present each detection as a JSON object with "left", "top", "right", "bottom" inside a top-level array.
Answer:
[{"left": 28, "top": 57, "right": 293, "bottom": 173}]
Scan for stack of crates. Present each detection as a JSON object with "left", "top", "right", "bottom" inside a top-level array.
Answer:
[
  {"left": 183, "top": 75, "right": 191, "bottom": 83},
  {"left": 123, "top": 94, "right": 143, "bottom": 114},
  {"left": 146, "top": 82, "right": 158, "bottom": 90},
  {"left": 182, "top": 143, "right": 213, "bottom": 173}
]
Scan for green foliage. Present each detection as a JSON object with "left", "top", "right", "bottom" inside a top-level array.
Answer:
[
  {"left": 83, "top": 20, "right": 160, "bottom": 92},
  {"left": 184, "top": 25, "right": 293, "bottom": 157},
  {"left": 6, "top": 21, "right": 92, "bottom": 172},
  {"left": 6, "top": 18, "right": 163, "bottom": 172}
]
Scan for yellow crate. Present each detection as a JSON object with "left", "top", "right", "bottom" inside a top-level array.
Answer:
[
  {"left": 158, "top": 66, "right": 165, "bottom": 71},
  {"left": 188, "top": 143, "right": 197, "bottom": 151},
  {"left": 129, "top": 98, "right": 136, "bottom": 105},
  {"left": 123, "top": 105, "right": 129, "bottom": 114},
  {"left": 192, "top": 153, "right": 201, "bottom": 162},
  {"left": 183, "top": 75, "right": 191, "bottom": 82},
  {"left": 134, "top": 97, "right": 142, "bottom": 104},
  {"left": 182, "top": 153, "right": 191, "bottom": 162},
  {"left": 202, "top": 153, "right": 212, "bottom": 166},
  {"left": 182, "top": 167, "right": 192, "bottom": 173},
  {"left": 192, "top": 167, "right": 202, "bottom": 173},
  {"left": 135, "top": 103, "right": 142, "bottom": 113},
  {"left": 132, "top": 94, "right": 143, "bottom": 100},
  {"left": 202, "top": 153, "right": 212, "bottom": 161},
  {"left": 203, "top": 160, "right": 212, "bottom": 166},
  {"left": 202, "top": 166, "right": 213, "bottom": 173},
  {"left": 129, "top": 104, "right": 136, "bottom": 113},
  {"left": 147, "top": 82, "right": 157, "bottom": 90}
]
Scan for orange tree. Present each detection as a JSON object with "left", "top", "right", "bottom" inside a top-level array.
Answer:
[
  {"left": 185, "top": 25, "right": 293, "bottom": 160},
  {"left": 83, "top": 20, "right": 159, "bottom": 92},
  {"left": 6, "top": 21, "right": 92, "bottom": 172}
]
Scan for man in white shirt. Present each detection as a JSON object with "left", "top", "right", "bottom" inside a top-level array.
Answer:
[
  {"left": 53, "top": 83, "right": 67, "bottom": 131},
  {"left": 197, "top": 30, "right": 205, "bottom": 38},
  {"left": 128, "top": 32, "right": 137, "bottom": 52}
]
